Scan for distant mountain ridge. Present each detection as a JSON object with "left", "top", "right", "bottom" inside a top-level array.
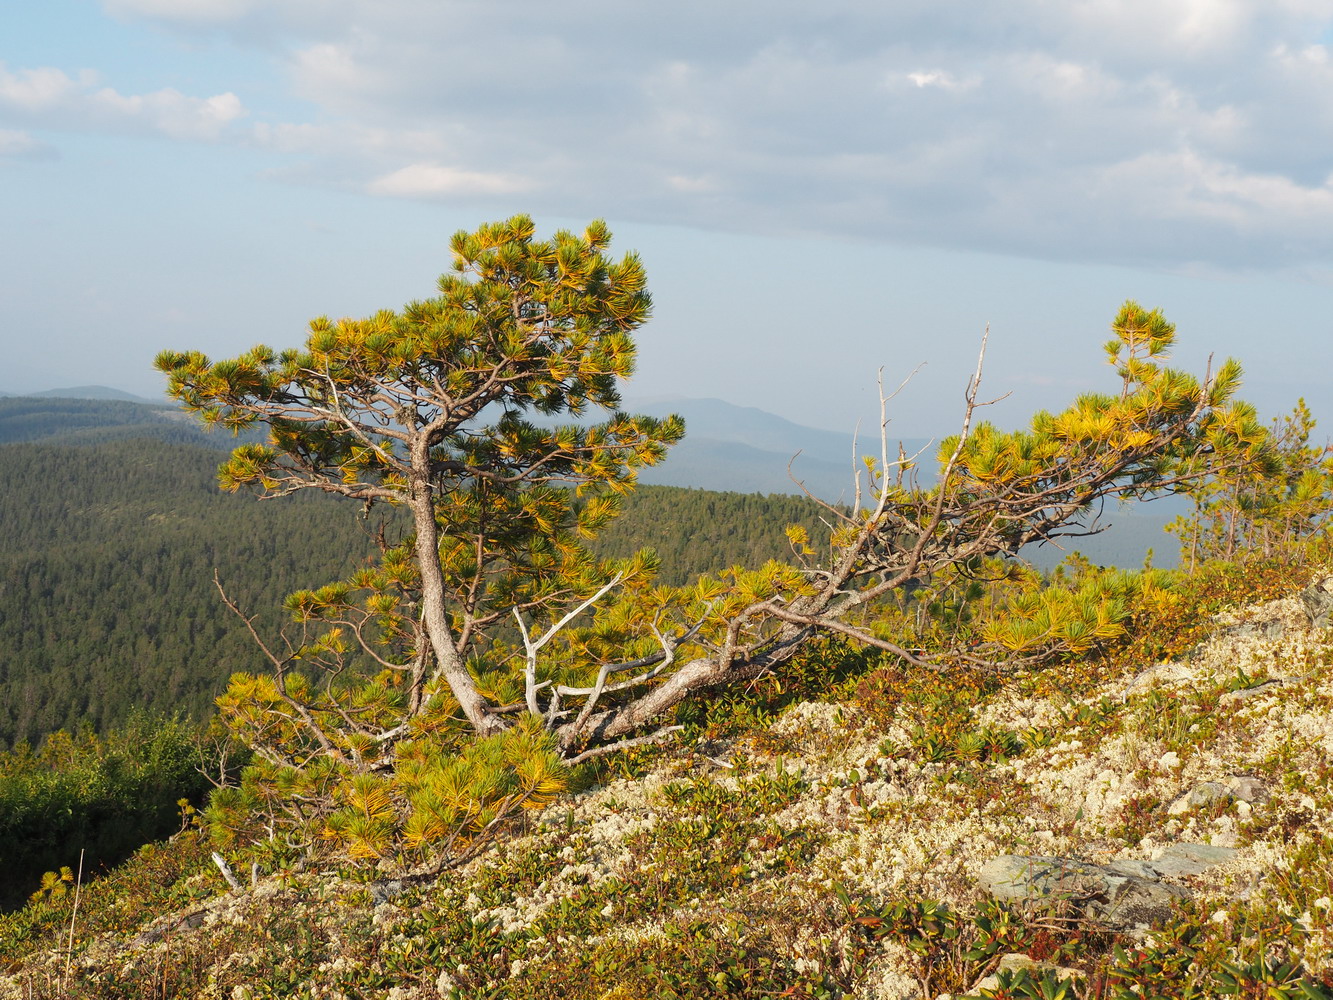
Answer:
[
  {"left": 1, "top": 390, "right": 1181, "bottom": 567},
  {"left": 626, "top": 396, "right": 874, "bottom": 460},
  {"left": 623, "top": 396, "right": 935, "bottom": 503},
  {"left": 0, "top": 396, "right": 248, "bottom": 449},
  {"left": 1, "top": 385, "right": 165, "bottom": 405}
]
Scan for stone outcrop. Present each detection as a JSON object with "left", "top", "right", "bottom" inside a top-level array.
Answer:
[
  {"left": 1299, "top": 576, "right": 1333, "bottom": 628},
  {"left": 1166, "top": 776, "right": 1270, "bottom": 816},
  {"left": 978, "top": 843, "right": 1237, "bottom": 930}
]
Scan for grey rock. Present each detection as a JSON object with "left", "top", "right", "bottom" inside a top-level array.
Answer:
[
  {"left": 1167, "top": 776, "right": 1270, "bottom": 815},
  {"left": 1149, "top": 843, "right": 1238, "bottom": 877},
  {"left": 1300, "top": 577, "right": 1333, "bottom": 628},
  {"left": 978, "top": 842, "right": 1236, "bottom": 930},
  {"left": 1225, "top": 776, "right": 1271, "bottom": 804},
  {"left": 370, "top": 879, "right": 404, "bottom": 906},
  {"left": 1095, "top": 874, "right": 1190, "bottom": 929},
  {"left": 1103, "top": 859, "right": 1160, "bottom": 879},
  {"left": 978, "top": 854, "right": 1187, "bottom": 930},
  {"left": 1167, "top": 781, "right": 1230, "bottom": 815}
]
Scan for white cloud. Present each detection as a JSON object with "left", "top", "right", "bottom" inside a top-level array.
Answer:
[
  {"left": 0, "top": 66, "right": 88, "bottom": 112},
  {"left": 904, "top": 70, "right": 976, "bottom": 91},
  {"left": 367, "top": 163, "right": 532, "bottom": 198},
  {"left": 90, "top": 87, "right": 245, "bottom": 139},
  {"left": 1101, "top": 149, "right": 1333, "bottom": 227},
  {"left": 68, "top": 1, "right": 1333, "bottom": 268},
  {"left": 291, "top": 42, "right": 384, "bottom": 100},
  {"left": 0, "top": 62, "right": 246, "bottom": 141},
  {"left": 0, "top": 129, "right": 55, "bottom": 160}
]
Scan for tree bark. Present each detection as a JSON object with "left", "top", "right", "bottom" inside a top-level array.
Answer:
[{"left": 407, "top": 485, "right": 500, "bottom": 736}]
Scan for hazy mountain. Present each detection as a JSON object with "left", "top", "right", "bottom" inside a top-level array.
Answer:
[
  {"left": 0, "top": 397, "right": 253, "bottom": 448},
  {"left": 3, "top": 391, "right": 1182, "bottom": 567},
  {"left": 627, "top": 397, "right": 873, "bottom": 460},
  {"left": 624, "top": 396, "right": 938, "bottom": 503},
  {"left": 25, "top": 385, "right": 165, "bottom": 405}
]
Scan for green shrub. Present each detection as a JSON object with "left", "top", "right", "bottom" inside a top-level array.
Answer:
[{"left": 0, "top": 712, "right": 222, "bottom": 907}]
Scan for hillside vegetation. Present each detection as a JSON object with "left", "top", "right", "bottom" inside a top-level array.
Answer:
[
  {"left": 3, "top": 558, "right": 1333, "bottom": 997},
  {"left": 0, "top": 439, "right": 383, "bottom": 745}
]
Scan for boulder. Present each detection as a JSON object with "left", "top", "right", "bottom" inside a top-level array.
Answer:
[
  {"left": 978, "top": 855, "right": 1186, "bottom": 929},
  {"left": 978, "top": 842, "right": 1237, "bottom": 930},
  {"left": 1300, "top": 577, "right": 1333, "bottom": 628},
  {"left": 1166, "top": 776, "right": 1270, "bottom": 816},
  {"left": 1147, "top": 843, "right": 1237, "bottom": 877},
  {"left": 370, "top": 879, "right": 404, "bottom": 906}
]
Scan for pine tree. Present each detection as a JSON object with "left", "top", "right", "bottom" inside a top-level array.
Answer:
[
  {"left": 1169, "top": 398, "right": 1333, "bottom": 568},
  {"left": 162, "top": 232, "right": 1262, "bottom": 868}
]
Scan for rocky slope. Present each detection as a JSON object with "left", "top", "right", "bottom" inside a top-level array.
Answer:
[{"left": 5, "top": 576, "right": 1333, "bottom": 998}]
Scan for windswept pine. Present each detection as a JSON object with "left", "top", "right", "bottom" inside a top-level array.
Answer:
[{"left": 152, "top": 217, "right": 1272, "bottom": 872}]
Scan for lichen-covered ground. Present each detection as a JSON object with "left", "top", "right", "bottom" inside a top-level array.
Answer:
[{"left": 5, "top": 581, "right": 1333, "bottom": 999}]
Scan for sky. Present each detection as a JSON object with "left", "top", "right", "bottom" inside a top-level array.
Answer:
[{"left": 2, "top": 0, "right": 1332, "bottom": 437}]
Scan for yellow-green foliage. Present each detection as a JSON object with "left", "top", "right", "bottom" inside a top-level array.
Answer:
[
  {"left": 981, "top": 565, "right": 1177, "bottom": 659},
  {"left": 206, "top": 714, "right": 566, "bottom": 865},
  {"left": 940, "top": 302, "right": 1252, "bottom": 505},
  {"left": 395, "top": 718, "right": 566, "bottom": 853},
  {"left": 1171, "top": 398, "right": 1333, "bottom": 568},
  {"left": 27, "top": 867, "right": 73, "bottom": 905}
]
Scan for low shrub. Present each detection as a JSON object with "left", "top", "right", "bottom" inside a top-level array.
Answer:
[{"left": 0, "top": 712, "right": 225, "bottom": 908}]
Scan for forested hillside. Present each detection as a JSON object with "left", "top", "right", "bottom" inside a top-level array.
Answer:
[
  {"left": 0, "top": 438, "right": 831, "bottom": 748},
  {"left": 0, "top": 440, "right": 385, "bottom": 746},
  {"left": 0, "top": 397, "right": 246, "bottom": 448},
  {"left": 586, "top": 485, "right": 833, "bottom": 581}
]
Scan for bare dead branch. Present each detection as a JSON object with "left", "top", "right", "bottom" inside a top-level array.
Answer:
[{"left": 563, "top": 724, "right": 685, "bottom": 766}]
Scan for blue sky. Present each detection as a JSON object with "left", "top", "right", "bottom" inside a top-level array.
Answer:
[{"left": 2, "top": 0, "right": 1332, "bottom": 437}]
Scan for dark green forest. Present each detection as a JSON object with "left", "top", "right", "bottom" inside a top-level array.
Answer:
[
  {"left": 0, "top": 400, "right": 832, "bottom": 748},
  {"left": 0, "top": 396, "right": 265, "bottom": 448},
  {"left": 585, "top": 484, "right": 832, "bottom": 582},
  {"left": 0, "top": 439, "right": 385, "bottom": 746}
]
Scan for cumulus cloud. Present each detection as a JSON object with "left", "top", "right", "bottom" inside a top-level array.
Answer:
[
  {"left": 75, "top": 1, "right": 1333, "bottom": 267},
  {"left": 0, "top": 128, "right": 55, "bottom": 160},
  {"left": 368, "top": 163, "right": 532, "bottom": 197},
  {"left": 0, "top": 62, "right": 246, "bottom": 140},
  {"left": 904, "top": 70, "right": 977, "bottom": 91},
  {"left": 0, "top": 66, "right": 91, "bottom": 112}
]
